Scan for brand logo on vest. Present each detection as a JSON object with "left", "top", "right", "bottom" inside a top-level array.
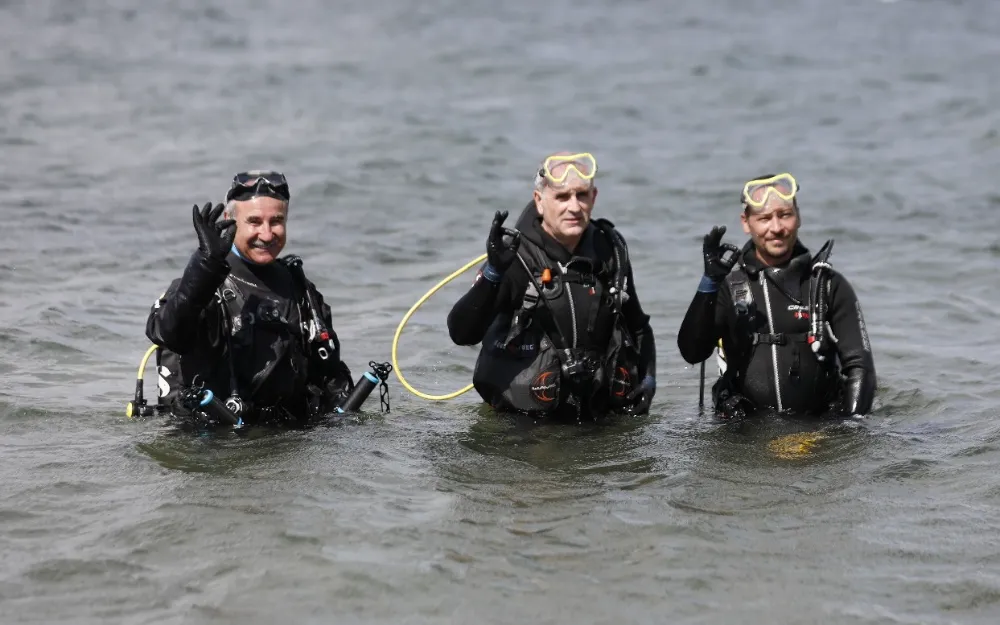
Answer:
[
  {"left": 788, "top": 304, "right": 810, "bottom": 320},
  {"left": 492, "top": 339, "right": 536, "bottom": 355},
  {"left": 611, "top": 366, "right": 631, "bottom": 397},
  {"left": 530, "top": 370, "right": 558, "bottom": 403},
  {"left": 157, "top": 365, "right": 172, "bottom": 398}
]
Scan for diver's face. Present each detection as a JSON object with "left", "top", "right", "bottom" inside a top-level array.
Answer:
[
  {"left": 228, "top": 196, "right": 288, "bottom": 264},
  {"left": 532, "top": 179, "right": 597, "bottom": 247},
  {"left": 741, "top": 195, "right": 800, "bottom": 265}
]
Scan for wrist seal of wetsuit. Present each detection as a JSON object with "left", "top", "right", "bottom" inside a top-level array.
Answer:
[
  {"left": 481, "top": 263, "right": 503, "bottom": 283},
  {"left": 698, "top": 274, "right": 722, "bottom": 293}
]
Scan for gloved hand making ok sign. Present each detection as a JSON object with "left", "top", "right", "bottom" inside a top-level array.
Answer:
[
  {"left": 482, "top": 210, "right": 521, "bottom": 283},
  {"left": 192, "top": 202, "right": 236, "bottom": 262},
  {"left": 700, "top": 225, "right": 740, "bottom": 290}
]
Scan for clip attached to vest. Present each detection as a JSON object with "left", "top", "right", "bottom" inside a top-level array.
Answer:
[{"left": 522, "top": 281, "right": 540, "bottom": 310}]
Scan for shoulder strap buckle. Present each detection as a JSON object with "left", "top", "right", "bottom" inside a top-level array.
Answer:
[
  {"left": 752, "top": 332, "right": 787, "bottom": 346},
  {"left": 522, "top": 281, "right": 539, "bottom": 310},
  {"left": 726, "top": 268, "right": 754, "bottom": 316}
]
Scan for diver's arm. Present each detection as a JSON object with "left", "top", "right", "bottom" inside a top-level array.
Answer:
[
  {"left": 677, "top": 278, "right": 729, "bottom": 365},
  {"left": 145, "top": 252, "right": 230, "bottom": 354},
  {"left": 622, "top": 266, "right": 656, "bottom": 380},
  {"left": 827, "top": 272, "right": 877, "bottom": 415},
  {"left": 446, "top": 266, "right": 517, "bottom": 346},
  {"left": 448, "top": 209, "right": 524, "bottom": 346}
]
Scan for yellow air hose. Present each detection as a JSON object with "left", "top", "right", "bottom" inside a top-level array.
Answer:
[
  {"left": 126, "top": 344, "right": 158, "bottom": 419},
  {"left": 391, "top": 253, "right": 487, "bottom": 401}
]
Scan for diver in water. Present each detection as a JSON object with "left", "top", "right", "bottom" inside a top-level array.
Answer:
[
  {"left": 677, "top": 173, "right": 877, "bottom": 419},
  {"left": 145, "top": 171, "right": 354, "bottom": 427},
  {"left": 447, "top": 152, "right": 657, "bottom": 421}
]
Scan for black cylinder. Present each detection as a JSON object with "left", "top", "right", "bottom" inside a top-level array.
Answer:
[
  {"left": 191, "top": 389, "right": 243, "bottom": 426},
  {"left": 336, "top": 371, "right": 379, "bottom": 413}
]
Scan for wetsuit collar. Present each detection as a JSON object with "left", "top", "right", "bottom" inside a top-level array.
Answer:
[
  {"left": 741, "top": 240, "right": 811, "bottom": 277},
  {"left": 231, "top": 243, "right": 267, "bottom": 266}
]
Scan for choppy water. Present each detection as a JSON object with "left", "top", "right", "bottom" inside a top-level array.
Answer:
[{"left": 2, "top": 0, "right": 999, "bottom": 623}]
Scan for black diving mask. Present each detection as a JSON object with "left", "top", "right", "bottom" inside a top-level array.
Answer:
[{"left": 226, "top": 170, "right": 291, "bottom": 202}]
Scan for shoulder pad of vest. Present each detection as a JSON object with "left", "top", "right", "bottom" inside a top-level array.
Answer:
[
  {"left": 812, "top": 239, "right": 835, "bottom": 267},
  {"left": 592, "top": 217, "right": 616, "bottom": 230},
  {"left": 592, "top": 218, "right": 628, "bottom": 250},
  {"left": 278, "top": 254, "right": 303, "bottom": 269}
]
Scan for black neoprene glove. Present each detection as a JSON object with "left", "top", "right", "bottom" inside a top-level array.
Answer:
[
  {"left": 193, "top": 202, "right": 236, "bottom": 261},
  {"left": 485, "top": 210, "right": 521, "bottom": 275},
  {"left": 703, "top": 225, "right": 740, "bottom": 283},
  {"left": 717, "top": 393, "right": 755, "bottom": 421}
]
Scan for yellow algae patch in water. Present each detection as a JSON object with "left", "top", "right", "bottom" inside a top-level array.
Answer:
[{"left": 768, "top": 432, "right": 827, "bottom": 459}]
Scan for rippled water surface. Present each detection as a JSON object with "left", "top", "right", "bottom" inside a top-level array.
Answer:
[{"left": 2, "top": 0, "right": 999, "bottom": 623}]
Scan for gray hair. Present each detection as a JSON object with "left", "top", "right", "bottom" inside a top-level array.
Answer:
[{"left": 533, "top": 165, "right": 547, "bottom": 192}]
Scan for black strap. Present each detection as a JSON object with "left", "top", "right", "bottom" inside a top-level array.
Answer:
[
  {"left": 592, "top": 218, "right": 630, "bottom": 314},
  {"left": 281, "top": 255, "right": 340, "bottom": 361},
  {"left": 751, "top": 332, "right": 809, "bottom": 346},
  {"left": 217, "top": 276, "right": 244, "bottom": 398}
]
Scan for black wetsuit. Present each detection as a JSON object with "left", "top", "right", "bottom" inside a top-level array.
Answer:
[
  {"left": 678, "top": 240, "right": 876, "bottom": 416},
  {"left": 448, "top": 202, "right": 656, "bottom": 418},
  {"left": 146, "top": 248, "right": 353, "bottom": 425}
]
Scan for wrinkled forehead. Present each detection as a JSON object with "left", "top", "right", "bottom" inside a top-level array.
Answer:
[{"left": 231, "top": 195, "right": 289, "bottom": 217}]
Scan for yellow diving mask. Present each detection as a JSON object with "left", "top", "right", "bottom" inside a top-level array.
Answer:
[
  {"left": 539, "top": 152, "right": 598, "bottom": 185},
  {"left": 741, "top": 172, "right": 798, "bottom": 209}
]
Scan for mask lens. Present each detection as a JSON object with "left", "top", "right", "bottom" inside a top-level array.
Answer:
[
  {"left": 542, "top": 153, "right": 597, "bottom": 184},
  {"left": 742, "top": 173, "right": 797, "bottom": 208}
]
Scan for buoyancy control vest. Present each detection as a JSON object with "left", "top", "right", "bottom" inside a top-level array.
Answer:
[
  {"left": 156, "top": 255, "right": 331, "bottom": 420},
  {"left": 715, "top": 239, "right": 841, "bottom": 413},
  {"left": 471, "top": 219, "right": 640, "bottom": 417}
]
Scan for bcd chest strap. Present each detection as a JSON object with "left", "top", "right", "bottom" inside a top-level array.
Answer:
[{"left": 752, "top": 332, "right": 809, "bottom": 346}]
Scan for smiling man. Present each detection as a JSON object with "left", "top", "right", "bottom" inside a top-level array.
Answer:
[
  {"left": 146, "top": 171, "right": 353, "bottom": 427},
  {"left": 447, "top": 152, "right": 657, "bottom": 421},
  {"left": 677, "top": 173, "right": 877, "bottom": 419}
]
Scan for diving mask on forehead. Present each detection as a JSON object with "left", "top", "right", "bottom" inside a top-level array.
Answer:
[
  {"left": 538, "top": 153, "right": 598, "bottom": 186},
  {"left": 226, "top": 170, "right": 291, "bottom": 203},
  {"left": 741, "top": 172, "right": 798, "bottom": 209}
]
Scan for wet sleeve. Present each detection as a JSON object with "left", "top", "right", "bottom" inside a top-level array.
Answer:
[
  {"left": 145, "top": 250, "right": 230, "bottom": 354},
  {"left": 827, "top": 273, "right": 877, "bottom": 414},
  {"left": 677, "top": 280, "right": 730, "bottom": 365},
  {"left": 446, "top": 265, "right": 519, "bottom": 346},
  {"left": 622, "top": 265, "right": 656, "bottom": 380}
]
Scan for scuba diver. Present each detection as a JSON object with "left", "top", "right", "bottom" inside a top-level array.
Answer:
[
  {"left": 677, "top": 172, "right": 877, "bottom": 420},
  {"left": 447, "top": 152, "right": 657, "bottom": 421},
  {"left": 144, "top": 171, "right": 357, "bottom": 428}
]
